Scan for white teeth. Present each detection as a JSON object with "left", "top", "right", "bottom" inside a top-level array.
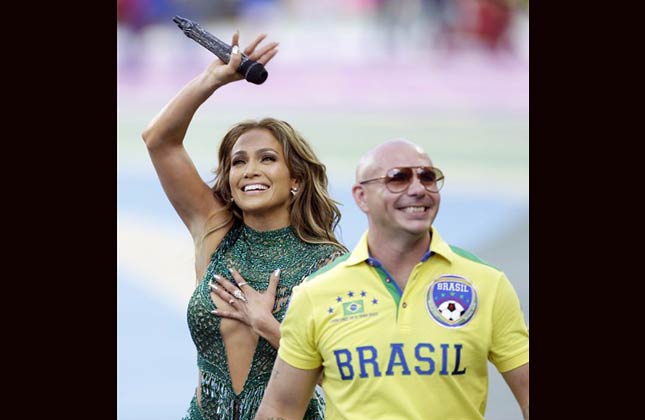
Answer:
[
  {"left": 243, "top": 184, "right": 269, "bottom": 192},
  {"left": 402, "top": 206, "right": 426, "bottom": 213}
]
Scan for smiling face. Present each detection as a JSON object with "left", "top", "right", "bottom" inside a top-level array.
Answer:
[
  {"left": 353, "top": 140, "right": 441, "bottom": 240},
  {"left": 228, "top": 128, "right": 298, "bottom": 229}
]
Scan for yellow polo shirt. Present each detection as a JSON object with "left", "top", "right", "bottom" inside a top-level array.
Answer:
[{"left": 278, "top": 228, "right": 529, "bottom": 420}]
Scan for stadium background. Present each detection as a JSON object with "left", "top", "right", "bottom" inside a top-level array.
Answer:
[{"left": 117, "top": 1, "right": 529, "bottom": 418}]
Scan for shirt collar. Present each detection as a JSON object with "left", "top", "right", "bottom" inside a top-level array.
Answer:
[{"left": 345, "top": 226, "right": 455, "bottom": 267}]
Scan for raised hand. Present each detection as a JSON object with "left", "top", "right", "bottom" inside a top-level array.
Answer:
[{"left": 204, "top": 31, "right": 279, "bottom": 87}]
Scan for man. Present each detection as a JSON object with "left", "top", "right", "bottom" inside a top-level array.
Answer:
[{"left": 255, "top": 139, "right": 529, "bottom": 420}]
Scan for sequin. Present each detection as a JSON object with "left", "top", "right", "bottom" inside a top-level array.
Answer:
[{"left": 182, "top": 221, "right": 345, "bottom": 419}]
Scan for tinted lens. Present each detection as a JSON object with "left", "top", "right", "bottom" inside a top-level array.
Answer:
[
  {"left": 418, "top": 168, "right": 437, "bottom": 183},
  {"left": 420, "top": 167, "right": 444, "bottom": 191},
  {"left": 385, "top": 168, "right": 413, "bottom": 192},
  {"left": 380, "top": 167, "right": 444, "bottom": 192}
]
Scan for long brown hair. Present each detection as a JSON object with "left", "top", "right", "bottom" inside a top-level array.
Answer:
[{"left": 203, "top": 118, "right": 347, "bottom": 251}]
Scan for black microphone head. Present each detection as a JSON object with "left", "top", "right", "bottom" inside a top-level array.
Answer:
[{"left": 243, "top": 62, "right": 268, "bottom": 85}]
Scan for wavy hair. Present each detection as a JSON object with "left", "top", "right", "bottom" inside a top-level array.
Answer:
[{"left": 203, "top": 118, "right": 347, "bottom": 251}]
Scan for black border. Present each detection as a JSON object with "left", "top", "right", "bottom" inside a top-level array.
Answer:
[{"left": 8, "top": 3, "right": 115, "bottom": 414}]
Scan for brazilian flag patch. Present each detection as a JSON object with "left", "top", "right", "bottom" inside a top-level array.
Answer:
[{"left": 342, "top": 300, "right": 365, "bottom": 316}]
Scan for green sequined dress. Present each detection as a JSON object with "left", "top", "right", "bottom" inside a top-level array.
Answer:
[{"left": 182, "top": 221, "right": 345, "bottom": 420}]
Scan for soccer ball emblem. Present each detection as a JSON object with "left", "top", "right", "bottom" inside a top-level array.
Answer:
[{"left": 438, "top": 300, "right": 465, "bottom": 322}]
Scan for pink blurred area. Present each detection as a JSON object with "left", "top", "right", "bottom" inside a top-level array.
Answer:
[{"left": 117, "top": 0, "right": 528, "bottom": 112}]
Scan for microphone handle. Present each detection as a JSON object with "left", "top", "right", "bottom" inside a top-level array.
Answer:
[
  {"left": 173, "top": 16, "right": 267, "bottom": 84},
  {"left": 184, "top": 24, "right": 234, "bottom": 63}
]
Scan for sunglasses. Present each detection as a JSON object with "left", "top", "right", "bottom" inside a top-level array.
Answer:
[{"left": 359, "top": 166, "right": 445, "bottom": 193}]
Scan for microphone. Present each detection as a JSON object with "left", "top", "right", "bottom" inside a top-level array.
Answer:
[{"left": 172, "top": 16, "right": 268, "bottom": 85}]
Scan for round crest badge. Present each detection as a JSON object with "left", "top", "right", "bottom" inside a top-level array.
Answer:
[{"left": 426, "top": 274, "right": 478, "bottom": 328}]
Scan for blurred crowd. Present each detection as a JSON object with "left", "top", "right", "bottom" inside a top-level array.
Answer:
[{"left": 117, "top": 0, "right": 529, "bottom": 58}]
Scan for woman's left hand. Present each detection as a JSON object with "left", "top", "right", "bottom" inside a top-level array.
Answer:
[{"left": 209, "top": 267, "right": 280, "bottom": 332}]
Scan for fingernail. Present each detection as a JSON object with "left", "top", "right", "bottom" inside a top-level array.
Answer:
[
  {"left": 211, "top": 309, "right": 218, "bottom": 314},
  {"left": 208, "top": 281, "right": 218, "bottom": 291},
  {"left": 214, "top": 274, "right": 223, "bottom": 281},
  {"left": 274, "top": 268, "right": 281, "bottom": 277}
]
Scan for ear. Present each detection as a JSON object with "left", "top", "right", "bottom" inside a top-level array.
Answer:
[
  {"left": 352, "top": 184, "right": 369, "bottom": 214},
  {"left": 291, "top": 179, "right": 300, "bottom": 191}
]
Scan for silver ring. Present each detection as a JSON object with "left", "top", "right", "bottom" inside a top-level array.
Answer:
[{"left": 233, "top": 289, "right": 248, "bottom": 303}]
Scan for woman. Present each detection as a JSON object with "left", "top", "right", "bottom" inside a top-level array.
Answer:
[{"left": 142, "top": 31, "right": 347, "bottom": 419}]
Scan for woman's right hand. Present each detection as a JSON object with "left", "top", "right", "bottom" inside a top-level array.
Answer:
[{"left": 204, "top": 31, "right": 279, "bottom": 88}]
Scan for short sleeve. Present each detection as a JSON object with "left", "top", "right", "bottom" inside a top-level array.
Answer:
[
  {"left": 488, "top": 273, "right": 529, "bottom": 372},
  {"left": 277, "top": 283, "right": 323, "bottom": 369}
]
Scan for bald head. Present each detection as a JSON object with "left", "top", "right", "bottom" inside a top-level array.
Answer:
[{"left": 355, "top": 139, "right": 432, "bottom": 182}]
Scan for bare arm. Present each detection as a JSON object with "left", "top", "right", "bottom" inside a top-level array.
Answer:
[
  {"left": 501, "top": 362, "right": 529, "bottom": 419},
  {"left": 254, "top": 357, "right": 321, "bottom": 420},
  {"left": 141, "top": 32, "right": 279, "bottom": 239}
]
